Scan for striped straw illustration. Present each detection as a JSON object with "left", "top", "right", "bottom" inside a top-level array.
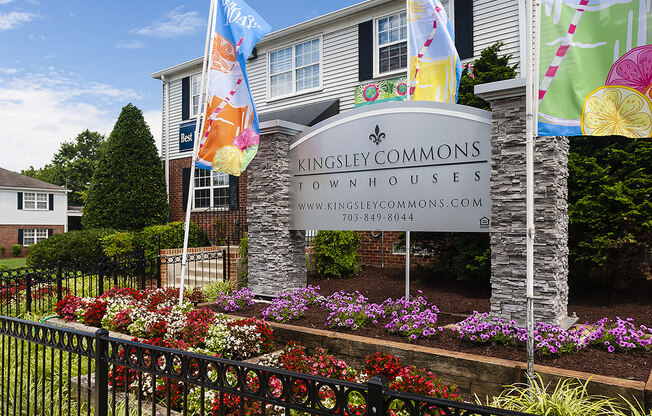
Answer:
[
  {"left": 202, "top": 37, "right": 245, "bottom": 142},
  {"left": 539, "top": 0, "right": 590, "bottom": 101},
  {"left": 410, "top": 18, "right": 438, "bottom": 96}
]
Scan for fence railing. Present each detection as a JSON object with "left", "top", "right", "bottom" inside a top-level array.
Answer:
[{"left": 0, "top": 314, "right": 536, "bottom": 416}]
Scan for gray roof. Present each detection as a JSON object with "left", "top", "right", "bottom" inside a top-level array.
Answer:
[{"left": 0, "top": 167, "right": 68, "bottom": 191}]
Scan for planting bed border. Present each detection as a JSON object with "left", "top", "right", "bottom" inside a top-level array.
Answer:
[
  {"left": 248, "top": 315, "right": 652, "bottom": 409},
  {"left": 47, "top": 315, "right": 652, "bottom": 411}
]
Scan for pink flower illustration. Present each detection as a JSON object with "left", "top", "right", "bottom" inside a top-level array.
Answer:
[
  {"left": 231, "top": 128, "right": 260, "bottom": 151},
  {"left": 606, "top": 45, "right": 652, "bottom": 96}
]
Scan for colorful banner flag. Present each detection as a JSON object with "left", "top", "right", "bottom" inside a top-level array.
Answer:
[
  {"left": 196, "top": 0, "right": 271, "bottom": 175},
  {"left": 538, "top": 0, "right": 652, "bottom": 138},
  {"left": 408, "top": 0, "right": 461, "bottom": 103}
]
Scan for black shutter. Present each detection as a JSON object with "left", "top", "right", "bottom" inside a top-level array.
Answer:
[
  {"left": 17, "top": 192, "right": 23, "bottom": 210},
  {"left": 455, "top": 0, "right": 474, "bottom": 59},
  {"left": 358, "top": 20, "right": 374, "bottom": 81},
  {"left": 49, "top": 194, "right": 54, "bottom": 210},
  {"left": 48, "top": 229, "right": 54, "bottom": 237},
  {"left": 228, "top": 175, "right": 239, "bottom": 211},
  {"left": 181, "top": 76, "right": 190, "bottom": 120},
  {"left": 182, "top": 167, "right": 191, "bottom": 211},
  {"left": 18, "top": 229, "right": 23, "bottom": 245}
]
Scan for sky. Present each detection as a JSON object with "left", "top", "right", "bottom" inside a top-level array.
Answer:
[{"left": 0, "top": 0, "right": 362, "bottom": 173}]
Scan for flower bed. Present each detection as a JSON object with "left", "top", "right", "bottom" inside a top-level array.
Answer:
[
  {"left": 55, "top": 287, "right": 273, "bottom": 360},
  {"left": 212, "top": 287, "right": 652, "bottom": 359}
]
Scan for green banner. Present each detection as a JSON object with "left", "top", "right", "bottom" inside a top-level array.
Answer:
[{"left": 355, "top": 77, "right": 409, "bottom": 107}]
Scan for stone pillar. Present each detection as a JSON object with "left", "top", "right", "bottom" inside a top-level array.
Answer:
[
  {"left": 476, "top": 79, "right": 571, "bottom": 327},
  {"left": 247, "top": 120, "right": 307, "bottom": 297}
]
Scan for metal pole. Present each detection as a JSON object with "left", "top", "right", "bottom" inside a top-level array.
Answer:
[
  {"left": 525, "top": 0, "right": 538, "bottom": 383},
  {"left": 179, "top": 0, "right": 216, "bottom": 304},
  {"left": 405, "top": 231, "right": 410, "bottom": 299}
]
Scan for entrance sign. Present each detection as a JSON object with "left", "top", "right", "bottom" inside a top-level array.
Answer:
[{"left": 289, "top": 101, "right": 492, "bottom": 232}]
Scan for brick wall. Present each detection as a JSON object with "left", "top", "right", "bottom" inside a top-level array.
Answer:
[
  {"left": 169, "top": 157, "right": 248, "bottom": 222},
  {"left": 356, "top": 231, "right": 437, "bottom": 268},
  {"left": 0, "top": 225, "right": 65, "bottom": 258}
]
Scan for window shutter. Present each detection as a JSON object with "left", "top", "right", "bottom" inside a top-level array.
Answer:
[
  {"left": 18, "top": 229, "right": 23, "bottom": 245},
  {"left": 358, "top": 20, "right": 374, "bottom": 81},
  {"left": 17, "top": 192, "right": 23, "bottom": 210},
  {"left": 49, "top": 194, "right": 54, "bottom": 210},
  {"left": 181, "top": 76, "right": 190, "bottom": 120},
  {"left": 48, "top": 229, "right": 54, "bottom": 237},
  {"left": 454, "top": 0, "right": 474, "bottom": 59},
  {"left": 182, "top": 167, "right": 191, "bottom": 211},
  {"left": 228, "top": 175, "right": 239, "bottom": 211}
]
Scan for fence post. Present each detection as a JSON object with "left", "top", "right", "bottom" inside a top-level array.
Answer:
[
  {"left": 139, "top": 259, "right": 146, "bottom": 291},
  {"left": 222, "top": 249, "right": 227, "bottom": 282},
  {"left": 94, "top": 328, "right": 109, "bottom": 416},
  {"left": 25, "top": 273, "right": 32, "bottom": 313},
  {"left": 56, "top": 260, "right": 63, "bottom": 303},
  {"left": 367, "top": 376, "right": 386, "bottom": 416},
  {"left": 98, "top": 263, "right": 104, "bottom": 297}
]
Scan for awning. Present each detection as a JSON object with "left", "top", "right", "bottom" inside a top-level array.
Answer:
[{"left": 259, "top": 99, "right": 339, "bottom": 127}]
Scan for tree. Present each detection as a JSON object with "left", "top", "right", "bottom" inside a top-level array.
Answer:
[
  {"left": 82, "top": 104, "right": 170, "bottom": 230},
  {"left": 21, "top": 130, "right": 105, "bottom": 206}
]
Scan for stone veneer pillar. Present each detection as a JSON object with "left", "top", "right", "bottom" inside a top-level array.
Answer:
[
  {"left": 247, "top": 120, "right": 307, "bottom": 297},
  {"left": 476, "top": 79, "right": 571, "bottom": 327}
]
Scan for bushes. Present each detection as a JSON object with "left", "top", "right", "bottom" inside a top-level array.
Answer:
[
  {"left": 135, "top": 221, "right": 210, "bottom": 258},
  {"left": 0, "top": 246, "right": 5, "bottom": 257},
  {"left": 238, "top": 234, "right": 248, "bottom": 283},
  {"left": 11, "top": 244, "right": 23, "bottom": 257},
  {"left": 312, "top": 231, "right": 360, "bottom": 278},
  {"left": 27, "top": 229, "right": 113, "bottom": 266}
]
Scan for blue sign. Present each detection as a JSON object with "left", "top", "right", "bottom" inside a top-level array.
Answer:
[{"left": 179, "top": 122, "right": 196, "bottom": 152}]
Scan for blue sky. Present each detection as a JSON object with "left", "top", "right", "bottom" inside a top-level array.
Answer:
[{"left": 0, "top": 0, "right": 362, "bottom": 172}]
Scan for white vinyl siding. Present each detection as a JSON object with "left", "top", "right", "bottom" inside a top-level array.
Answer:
[
  {"left": 0, "top": 189, "right": 67, "bottom": 226},
  {"left": 160, "top": 0, "right": 523, "bottom": 161}
]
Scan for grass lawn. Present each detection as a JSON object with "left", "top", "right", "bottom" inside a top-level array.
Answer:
[{"left": 0, "top": 257, "right": 27, "bottom": 269}]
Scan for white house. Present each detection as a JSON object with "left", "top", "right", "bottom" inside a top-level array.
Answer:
[
  {"left": 151, "top": 0, "right": 525, "bottom": 261},
  {"left": 0, "top": 167, "right": 69, "bottom": 255}
]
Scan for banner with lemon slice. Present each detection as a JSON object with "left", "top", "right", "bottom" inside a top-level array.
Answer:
[{"left": 196, "top": 0, "right": 271, "bottom": 176}]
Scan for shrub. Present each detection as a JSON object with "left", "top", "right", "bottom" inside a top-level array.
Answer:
[
  {"left": 202, "top": 280, "right": 234, "bottom": 302},
  {"left": 101, "top": 231, "right": 136, "bottom": 257},
  {"left": 10, "top": 244, "right": 23, "bottom": 257},
  {"left": 238, "top": 234, "right": 248, "bottom": 283},
  {"left": 26, "top": 229, "right": 114, "bottom": 266},
  {"left": 0, "top": 245, "right": 5, "bottom": 257},
  {"left": 312, "top": 230, "right": 360, "bottom": 278},
  {"left": 135, "top": 221, "right": 210, "bottom": 258}
]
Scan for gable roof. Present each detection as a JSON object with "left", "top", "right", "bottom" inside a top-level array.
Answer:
[{"left": 0, "top": 167, "right": 68, "bottom": 191}]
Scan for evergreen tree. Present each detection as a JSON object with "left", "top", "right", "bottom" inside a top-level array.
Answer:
[{"left": 82, "top": 104, "right": 170, "bottom": 230}]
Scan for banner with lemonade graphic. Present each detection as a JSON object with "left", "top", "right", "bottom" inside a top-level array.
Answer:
[
  {"left": 196, "top": 0, "right": 271, "bottom": 175},
  {"left": 408, "top": 0, "right": 461, "bottom": 103},
  {"left": 538, "top": 0, "right": 652, "bottom": 138}
]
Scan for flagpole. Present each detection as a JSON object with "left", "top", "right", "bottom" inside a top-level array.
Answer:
[
  {"left": 525, "top": 0, "right": 537, "bottom": 382},
  {"left": 405, "top": 0, "right": 411, "bottom": 300},
  {"left": 179, "top": 0, "right": 217, "bottom": 305}
]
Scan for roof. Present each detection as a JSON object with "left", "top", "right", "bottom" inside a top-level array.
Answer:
[
  {"left": 151, "top": 0, "right": 396, "bottom": 79},
  {"left": 259, "top": 99, "right": 339, "bottom": 127},
  {"left": 0, "top": 167, "right": 68, "bottom": 191}
]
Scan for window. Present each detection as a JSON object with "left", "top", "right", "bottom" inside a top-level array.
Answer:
[
  {"left": 269, "top": 38, "right": 321, "bottom": 99},
  {"left": 23, "top": 229, "right": 48, "bottom": 246},
  {"left": 23, "top": 192, "right": 48, "bottom": 210},
  {"left": 194, "top": 168, "right": 230, "bottom": 209},
  {"left": 376, "top": 11, "right": 407, "bottom": 75},
  {"left": 190, "top": 73, "right": 205, "bottom": 118}
]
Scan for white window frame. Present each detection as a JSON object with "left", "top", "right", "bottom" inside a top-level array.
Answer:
[
  {"left": 193, "top": 168, "right": 230, "bottom": 210},
  {"left": 267, "top": 36, "right": 323, "bottom": 101},
  {"left": 374, "top": 10, "right": 408, "bottom": 78},
  {"left": 190, "top": 73, "right": 205, "bottom": 119},
  {"left": 23, "top": 229, "right": 48, "bottom": 246},
  {"left": 23, "top": 192, "right": 48, "bottom": 210}
]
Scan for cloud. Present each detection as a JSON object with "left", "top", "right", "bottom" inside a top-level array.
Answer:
[
  {"left": 0, "top": 71, "right": 144, "bottom": 171},
  {"left": 116, "top": 39, "right": 145, "bottom": 49},
  {"left": 0, "top": 11, "right": 39, "bottom": 31},
  {"left": 131, "top": 7, "right": 203, "bottom": 39},
  {"left": 0, "top": 0, "right": 15, "bottom": 4},
  {"left": 0, "top": 66, "right": 18, "bottom": 74},
  {"left": 143, "top": 109, "right": 163, "bottom": 155}
]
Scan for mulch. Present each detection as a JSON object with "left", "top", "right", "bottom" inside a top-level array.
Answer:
[{"left": 215, "top": 266, "right": 652, "bottom": 382}]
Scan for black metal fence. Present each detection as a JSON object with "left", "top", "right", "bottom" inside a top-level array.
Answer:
[
  {"left": 0, "top": 248, "right": 230, "bottom": 317},
  {"left": 194, "top": 207, "right": 248, "bottom": 246},
  {"left": 0, "top": 314, "right": 536, "bottom": 416}
]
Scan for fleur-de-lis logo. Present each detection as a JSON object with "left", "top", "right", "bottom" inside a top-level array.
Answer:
[{"left": 369, "top": 125, "right": 385, "bottom": 145}]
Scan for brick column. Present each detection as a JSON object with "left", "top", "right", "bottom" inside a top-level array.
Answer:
[
  {"left": 247, "top": 120, "right": 307, "bottom": 297},
  {"left": 477, "top": 79, "right": 571, "bottom": 327}
]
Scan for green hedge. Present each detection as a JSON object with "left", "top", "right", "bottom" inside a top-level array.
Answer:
[
  {"left": 27, "top": 229, "right": 114, "bottom": 266},
  {"left": 313, "top": 230, "right": 360, "bottom": 278}
]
